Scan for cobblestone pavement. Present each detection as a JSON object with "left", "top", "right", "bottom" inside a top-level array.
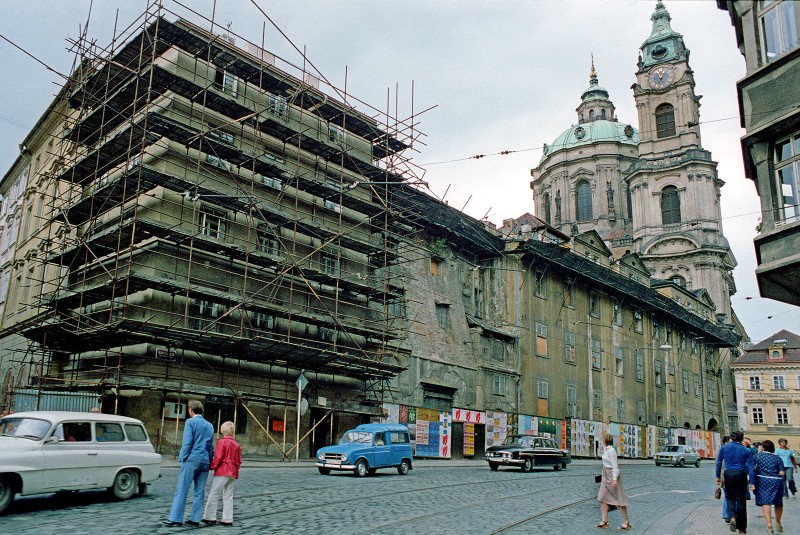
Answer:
[{"left": 0, "top": 458, "right": 798, "bottom": 534}]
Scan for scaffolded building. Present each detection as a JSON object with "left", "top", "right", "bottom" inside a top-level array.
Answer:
[{"left": 0, "top": 5, "right": 435, "bottom": 456}]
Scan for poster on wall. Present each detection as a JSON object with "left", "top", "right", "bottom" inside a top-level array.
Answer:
[
  {"left": 570, "top": 419, "right": 592, "bottom": 458},
  {"left": 452, "top": 408, "right": 484, "bottom": 424},
  {"left": 464, "top": 423, "right": 475, "bottom": 456},
  {"left": 485, "top": 410, "right": 508, "bottom": 448},
  {"left": 518, "top": 415, "right": 536, "bottom": 435},
  {"left": 414, "top": 408, "right": 452, "bottom": 458},
  {"left": 381, "top": 403, "right": 400, "bottom": 424},
  {"left": 440, "top": 410, "right": 451, "bottom": 458}
]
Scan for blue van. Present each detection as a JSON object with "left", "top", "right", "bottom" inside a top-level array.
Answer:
[{"left": 315, "top": 423, "right": 413, "bottom": 477}]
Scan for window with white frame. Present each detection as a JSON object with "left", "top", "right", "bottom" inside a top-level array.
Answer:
[
  {"left": 324, "top": 199, "right": 342, "bottom": 213},
  {"left": 773, "top": 375, "right": 786, "bottom": 390},
  {"left": 535, "top": 322, "right": 548, "bottom": 356},
  {"left": 750, "top": 376, "right": 761, "bottom": 390},
  {"left": 759, "top": 0, "right": 799, "bottom": 62},
  {"left": 592, "top": 391, "right": 602, "bottom": 416},
  {"left": 250, "top": 311, "right": 274, "bottom": 331},
  {"left": 682, "top": 370, "right": 689, "bottom": 394},
  {"left": 214, "top": 69, "right": 237, "bottom": 96},
  {"left": 320, "top": 254, "right": 338, "bottom": 276},
  {"left": 776, "top": 406, "right": 790, "bottom": 425},
  {"left": 635, "top": 351, "right": 644, "bottom": 382},
  {"left": 752, "top": 406, "right": 764, "bottom": 424},
  {"left": 634, "top": 310, "right": 643, "bottom": 333},
  {"left": 589, "top": 292, "right": 599, "bottom": 317},
  {"left": 206, "top": 154, "right": 232, "bottom": 171},
  {"left": 493, "top": 374, "right": 506, "bottom": 396},
  {"left": 565, "top": 331, "right": 576, "bottom": 364},
  {"left": 566, "top": 385, "right": 577, "bottom": 418},
  {"left": 537, "top": 379, "right": 549, "bottom": 399},
  {"left": 257, "top": 229, "right": 279, "bottom": 256},
  {"left": 328, "top": 123, "right": 344, "bottom": 144},
  {"left": 652, "top": 317, "right": 660, "bottom": 340},
  {"left": 693, "top": 373, "right": 700, "bottom": 397},
  {"left": 190, "top": 299, "right": 223, "bottom": 331},
  {"left": 615, "top": 347, "right": 623, "bottom": 376},
  {"left": 612, "top": 300, "right": 622, "bottom": 325},
  {"left": 655, "top": 360, "right": 662, "bottom": 386},
  {"left": 775, "top": 131, "right": 800, "bottom": 222},
  {"left": 268, "top": 93, "right": 288, "bottom": 120},
  {"left": 707, "top": 381, "right": 717, "bottom": 402},
  {"left": 534, "top": 270, "right": 546, "bottom": 298},
  {"left": 198, "top": 206, "right": 227, "bottom": 239},
  {"left": 591, "top": 339, "right": 601, "bottom": 370},
  {"left": 679, "top": 331, "right": 686, "bottom": 351},
  {"left": 260, "top": 175, "right": 283, "bottom": 191},
  {"left": 207, "top": 127, "right": 234, "bottom": 145}
]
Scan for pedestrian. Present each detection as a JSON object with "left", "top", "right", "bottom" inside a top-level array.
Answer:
[
  {"left": 750, "top": 439, "right": 785, "bottom": 534},
  {"left": 720, "top": 435, "right": 731, "bottom": 525},
  {"left": 776, "top": 438, "right": 797, "bottom": 498},
  {"left": 202, "top": 421, "right": 242, "bottom": 527},
  {"left": 716, "top": 430, "right": 754, "bottom": 534},
  {"left": 596, "top": 433, "right": 631, "bottom": 530},
  {"left": 163, "top": 400, "right": 214, "bottom": 528}
]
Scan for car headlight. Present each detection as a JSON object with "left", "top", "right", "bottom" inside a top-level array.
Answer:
[
  {"left": 318, "top": 453, "right": 325, "bottom": 461},
  {"left": 341, "top": 453, "right": 347, "bottom": 462}
]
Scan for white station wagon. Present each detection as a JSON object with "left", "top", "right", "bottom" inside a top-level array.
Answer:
[{"left": 0, "top": 411, "right": 162, "bottom": 514}]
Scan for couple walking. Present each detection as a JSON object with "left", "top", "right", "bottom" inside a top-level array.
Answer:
[{"left": 162, "top": 400, "right": 242, "bottom": 528}]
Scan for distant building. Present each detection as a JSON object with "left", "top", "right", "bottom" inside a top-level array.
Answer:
[
  {"left": 730, "top": 330, "right": 800, "bottom": 444},
  {"left": 718, "top": 0, "right": 800, "bottom": 306}
]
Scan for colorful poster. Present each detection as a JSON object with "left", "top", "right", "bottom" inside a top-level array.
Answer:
[
  {"left": 485, "top": 410, "right": 508, "bottom": 448},
  {"left": 381, "top": 403, "right": 399, "bottom": 423},
  {"left": 399, "top": 405, "right": 409, "bottom": 424},
  {"left": 518, "top": 414, "right": 536, "bottom": 435},
  {"left": 452, "top": 408, "right": 484, "bottom": 424},
  {"left": 464, "top": 423, "right": 475, "bottom": 456},
  {"left": 440, "top": 411, "right": 451, "bottom": 458}
]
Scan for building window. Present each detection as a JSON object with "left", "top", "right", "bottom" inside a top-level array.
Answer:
[
  {"left": 682, "top": 370, "right": 689, "bottom": 394},
  {"left": 693, "top": 374, "right": 700, "bottom": 397},
  {"left": 563, "top": 281, "right": 573, "bottom": 307},
  {"left": 616, "top": 398, "right": 624, "bottom": 421},
  {"left": 634, "top": 311, "right": 643, "bottom": 333},
  {"left": 258, "top": 230, "right": 279, "bottom": 256},
  {"left": 776, "top": 406, "right": 790, "bottom": 425},
  {"left": 320, "top": 255, "right": 338, "bottom": 276},
  {"left": 268, "top": 93, "right": 288, "bottom": 120},
  {"left": 207, "top": 126, "right": 234, "bottom": 145},
  {"left": 190, "top": 299, "right": 223, "bottom": 332},
  {"left": 661, "top": 185, "right": 681, "bottom": 224},
  {"left": 750, "top": 376, "right": 761, "bottom": 390},
  {"left": 566, "top": 385, "right": 577, "bottom": 418},
  {"left": 752, "top": 406, "right": 764, "bottom": 425},
  {"left": 576, "top": 181, "right": 593, "bottom": 221},
  {"left": 775, "top": 132, "right": 800, "bottom": 222},
  {"left": 612, "top": 300, "right": 622, "bottom": 325},
  {"left": 671, "top": 275, "right": 685, "bottom": 287},
  {"left": 589, "top": 292, "right": 600, "bottom": 317},
  {"left": 198, "top": 206, "right": 227, "bottom": 239},
  {"left": 655, "top": 103, "right": 676, "bottom": 138},
  {"left": 652, "top": 317, "right": 660, "bottom": 341},
  {"left": 635, "top": 351, "right": 644, "bottom": 382},
  {"left": 759, "top": 0, "right": 799, "bottom": 62},
  {"left": 565, "top": 331, "right": 576, "bottom": 364},
  {"left": 491, "top": 339, "right": 504, "bottom": 361},
  {"left": 329, "top": 123, "right": 345, "bottom": 144},
  {"left": 592, "top": 391, "right": 602, "bottom": 417},
  {"left": 655, "top": 360, "right": 662, "bottom": 386},
  {"left": 615, "top": 347, "right": 624, "bottom": 376},
  {"left": 707, "top": 381, "right": 717, "bottom": 402},
  {"left": 591, "top": 339, "right": 601, "bottom": 370},
  {"left": 537, "top": 380, "right": 549, "bottom": 399},
  {"left": 493, "top": 374, "right": 506, "bottom": 396},
  {"left": 261, "top": 175, "right": 283, "bottom": 191},
  {"left": 534, "top": 269, "right": 546, "bottom": 298},
  {"left": 543, "top": 192, "right": 551, "bottom": 224},
  {"left": 214, "top": 69, "right": 237, "bottom": 96},
  {"left": 535, "top": 323, "right": 548, "bottom": 356},
  {"left": 773, "top": 375, "right": 786, "bottom": 390},
  {"left": 679, "top": 331, "right": 687, "bottom": 352},
  {"left": 435, "top": 304, "right": 449, "bottom": 328},
  {"left": 324, "top": 199, "right": 342, "bottom": 213},
  {"left": 206, "top": 154, "right": 232, "bottom": 171},
  {"left": 637, "top": 400, "right": 646, "bottom": 423}
]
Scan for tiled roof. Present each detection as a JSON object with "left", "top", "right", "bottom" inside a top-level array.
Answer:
[{"left": 732, "top": 329, "right": 800, "bottom": 366}]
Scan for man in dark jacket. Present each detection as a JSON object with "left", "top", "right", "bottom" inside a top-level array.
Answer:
[
  {"left": 716, "top": 430, "right": 754, "bottom": 534},
  {"left": 163, "top": 400, "right": 214, "bottom": 527}
]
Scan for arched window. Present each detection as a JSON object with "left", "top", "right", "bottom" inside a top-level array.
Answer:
[
  {"left": 655, "top": 103, "right": 676, "bottom": 138},
  {"left": 589, "top": 109, "right": 595, "bottom": 121},
  {"left": 576, "top": 181, "right": 593, "bottom": 221},
  {"left": 601, "top": 109, "right": 606, "bottom": 119},
  {"left": 542, "top": 192, "right": 551, "bottom": 224},
  {"left": 661, "top": 185, "right": 681, "bottom": 224}
]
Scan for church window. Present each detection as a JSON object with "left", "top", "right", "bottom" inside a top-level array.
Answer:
[
  {"left": 758, "top": 0, "right": 799, "bottom": 62},
  {"left": 576, "top": 181, "right": 593, "bottom": 221},
  {"left": 661, "top": 185, "right": 681, "bottom": 224},
  {"left": 543, "top": 192, "right": 551, "bottom": 224},
  {"left": 655, "top": 104, "right": 676, "bottom": 138},
  {"left": 775, "top": 131, "right": 800, "bottom": 222},
  {"left": 589, "top": 109, "right": 595, "bottom": 121},
  {"left": 671, "top": 275, "right": 685, "bottom": 287},
  {"left": 601, "top": 109, "right": 606, "bottom": 119}
]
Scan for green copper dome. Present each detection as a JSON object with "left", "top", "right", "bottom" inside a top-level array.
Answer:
[{"left": 540, "top": 120, "right": 639, "bottom": 163}]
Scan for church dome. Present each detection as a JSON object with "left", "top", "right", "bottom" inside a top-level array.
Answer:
[{"left": 540, "top": 120, "right": 639, "bottom": 163}]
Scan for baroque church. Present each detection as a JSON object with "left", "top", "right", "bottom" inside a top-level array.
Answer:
[{"left": 530, "top": 0, "right": 738, "bottom": 325}]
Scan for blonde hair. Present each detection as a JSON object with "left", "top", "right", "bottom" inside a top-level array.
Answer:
[
  {"left": 602, "top": 433, "right": 614, "bottom": 446},
  {"left": 220, "top": 421, "right": 235, "bottom": 436}
]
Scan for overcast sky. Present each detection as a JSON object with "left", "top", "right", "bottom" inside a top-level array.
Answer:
[{"left": 1, "top": 0, "right": 797, "bottom": 344}]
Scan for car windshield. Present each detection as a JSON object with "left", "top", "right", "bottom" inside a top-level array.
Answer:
[
  {"left": 340, "top": 431, "right": 374, "bottom": 444},
  {"left": 503, "top": 435, "right": 533, "bottom": 447},
  {"left": 0, "top": 417, "right": 52, "bottom": 440},
  {"left": 662, "top": 445, "right": 681, "bottom": 452}
]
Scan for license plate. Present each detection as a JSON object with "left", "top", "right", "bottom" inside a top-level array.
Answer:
[{"left": 327, "top": 459, "right": 342, "bottom": 465}]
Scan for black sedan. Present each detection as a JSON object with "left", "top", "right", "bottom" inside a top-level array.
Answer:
[{"left": 485, "top": 434, "right": 571, "bottom": 472}]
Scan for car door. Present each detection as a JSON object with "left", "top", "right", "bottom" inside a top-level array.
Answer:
[
  {"left": 372, "top": 432, "right": 392, "bottom": 467},
  {"left": 42, "top": 421, "right": 99, "bottom": 490},
  {"left": 94, "top": 422, "right": 128, "bottom": 486}
]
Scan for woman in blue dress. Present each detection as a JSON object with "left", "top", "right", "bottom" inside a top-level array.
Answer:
[{"left": 750, "top": 439, "right": 785, "bottom": 534}]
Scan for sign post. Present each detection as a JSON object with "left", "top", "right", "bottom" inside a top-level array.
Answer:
[{"left": 295, "top": 371, "right": 309, "bottom": 461}]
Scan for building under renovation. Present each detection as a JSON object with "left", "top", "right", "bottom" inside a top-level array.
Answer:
[{"left": 0, "top": 3, "right": 742, "bottom": 460}]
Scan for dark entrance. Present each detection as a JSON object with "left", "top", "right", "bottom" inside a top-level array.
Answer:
[{"left": 452, "top": 422, "right": 464, "bottom": 459}]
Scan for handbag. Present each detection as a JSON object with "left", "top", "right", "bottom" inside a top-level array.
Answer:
[
  {"left": 714, "top": 485, "right": 722, "bottom": 499},
  {"left": 595, "top": 474, "right": 603, "bottom": 483}
]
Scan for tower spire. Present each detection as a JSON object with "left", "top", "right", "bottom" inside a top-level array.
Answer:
[{"left": 590, "top": 53, "right": 597, "bottom": 85}]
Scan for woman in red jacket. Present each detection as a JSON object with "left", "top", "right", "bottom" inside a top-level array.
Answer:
[{"left": 202, "top": 421, "right": 242, "bottom": 526}]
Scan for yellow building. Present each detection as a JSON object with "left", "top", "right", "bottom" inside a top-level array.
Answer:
[{"left": 731, "top": 330, "right": 800, "bottom": 446}]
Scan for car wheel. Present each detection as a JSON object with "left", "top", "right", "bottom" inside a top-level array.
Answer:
[
  {"left": 489, "top": 462, "right": 499, "bottom": 471},
  {"left": 110, "top": 469, "right": 138, "bottom": 500},
  {"left": 553, "top": 463, "right": 561, "bottom": 471},
  {"left": 521, "top": 457, "right": 533, "bottom": 473},
  {"left": 655, "top": 461, "right": 661, "bottom": 466},
  {"left": 678, "top": 458, "right": 685, "bottom": 468},
  {"left": 695, "top": 459, "right": 701, "bottom": 468},
  {"left": 354, "top": 459, "right": 368, "bottom": 478},
  {"left": 0, "top": 476, "right": 14, "bottom": 515},
  {"left": 318, "top": 467, "right": 331, "bottom": 475},
  {"left": 397, "top": 460, "right": 411, "bottom": 476}
]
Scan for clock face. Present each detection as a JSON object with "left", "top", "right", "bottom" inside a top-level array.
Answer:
[{"left": 648, "top": 66, "right": 673, "bottom": 89}]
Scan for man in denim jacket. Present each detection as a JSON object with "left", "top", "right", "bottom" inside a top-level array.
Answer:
[{"left": 163, "top": 400, "right": 214, "bottom": 527}]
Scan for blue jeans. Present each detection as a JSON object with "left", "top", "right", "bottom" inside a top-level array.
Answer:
[
  {"left": 784, "top": 466, "right": 797, "bottom": 497},
  {"left": 168, "top": 461, "right": 209, "bottom": 523}
]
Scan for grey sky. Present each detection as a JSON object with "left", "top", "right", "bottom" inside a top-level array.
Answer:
[{"left": 0, "top": 0, "right": 796, "bottom": 344}]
